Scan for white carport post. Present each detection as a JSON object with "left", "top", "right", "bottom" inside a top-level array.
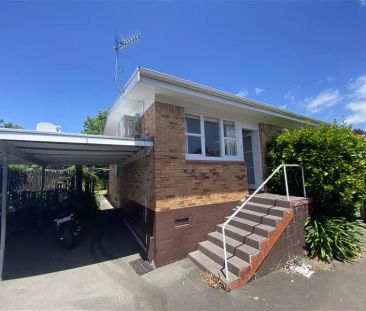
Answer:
[{"left": 0, "top": 154, "right": 8, "bottom": 281}]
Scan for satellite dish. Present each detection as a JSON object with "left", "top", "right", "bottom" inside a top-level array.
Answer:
[{"left": 36, "top": 122, "right": 61, "bottom": 133}]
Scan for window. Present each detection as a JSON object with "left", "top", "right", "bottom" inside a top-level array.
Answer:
[
  {"left": 185, "top": 115, "right": 202, "bottom": 154},
  {"left": 184, "top": 114, "right": 239, "bottom": 160},
  {"left": 204, "top": 118, "right": 221, "bottom": 157},
  {"left": 223, "top": 121, "right": 237, "bottom": 156}
]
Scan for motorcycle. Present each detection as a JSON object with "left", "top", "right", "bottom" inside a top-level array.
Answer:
[{"left": 53, "top": 193, "right": 81, "bottom": 249}]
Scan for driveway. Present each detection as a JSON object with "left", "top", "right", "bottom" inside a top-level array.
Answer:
[{"left": 0, "top": 209, "right": 365, "bottom": 310}]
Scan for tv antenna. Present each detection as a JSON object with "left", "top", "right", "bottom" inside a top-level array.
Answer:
[{"left": 114, "top": 32, "right": 141, "bottom": 91}]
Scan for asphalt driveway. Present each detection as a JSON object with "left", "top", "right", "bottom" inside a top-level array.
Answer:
[{"left": 0, "top": 209, "right": 365, "bottom": 310}]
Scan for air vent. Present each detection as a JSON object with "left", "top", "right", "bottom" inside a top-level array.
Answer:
[{"left": 175, "top": 217, "right": 189, "bottom": 227}]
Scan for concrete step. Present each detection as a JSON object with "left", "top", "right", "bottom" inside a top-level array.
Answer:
[
  {"left": 188, "top": 250, "right": 238, "bottom": 284},
  {"left": 208, "top": 231, "right": 259, "bottom": 262},
  {"left": 236, "top": 209, "right": 282, "bottom": 227},
  {"left": 245, "top": 193, "right": 297, "bottom": 208},
  {"left": 224, "top": 216, "right": 275, "bottom": 238},
  {"left": 216, "top": 224, "right": 266, "bottom": 249},
  {"left": 189, "top": 192, "right": 299, "bottom": 290},
  {"left": 243, "top": 202, "right": 288, "bottom": 217},
  {"left": 198, "top": 240, "right": 250, "bottom": 277}
]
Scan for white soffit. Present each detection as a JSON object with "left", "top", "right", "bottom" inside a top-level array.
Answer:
[{"left": 0, "top": 129, "right": 153, "bottom": 166}]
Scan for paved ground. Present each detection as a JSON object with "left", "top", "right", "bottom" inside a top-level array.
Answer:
[
  {"left": 96, "top": 193, "right": 114, "bottom": 211},
  {"left": 1, "top": 209, "right": 365, "bottom": 310}
]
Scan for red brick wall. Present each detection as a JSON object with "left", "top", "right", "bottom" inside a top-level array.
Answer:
[
  {"left": 110, "top": 101, "right": 249, "bottom": 212},
  {"left": 108, "top": 104, "right": 156, "bottom": 210},
  {"left": 258, "top": 123, "right": 282, "bottom": 177},
  {"left": 108, "top": 101, "right": 249, "bottom": 265},
  {"left": 153, "top": 102, "right": 248, "bottom": 211}
]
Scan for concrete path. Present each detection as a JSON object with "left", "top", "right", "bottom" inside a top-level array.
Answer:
[
  {"left": 96, "top": 192, "right": 114, "bottom": 211},
  {"left": 0, "top": 209, "right": 365, "bottom": 310}
]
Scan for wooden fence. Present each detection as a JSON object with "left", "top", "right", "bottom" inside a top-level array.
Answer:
[{"left": 0, "top": 167, "right": 96, "bottom": 234}]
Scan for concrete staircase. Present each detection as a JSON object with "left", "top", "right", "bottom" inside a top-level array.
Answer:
[{"left": 189, "top": 193, "right": 296, "bottom": 290}]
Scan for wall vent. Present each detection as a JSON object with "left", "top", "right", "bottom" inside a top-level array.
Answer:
[{"left": 174, "top": 217, "right": 189, "bottom": 227}]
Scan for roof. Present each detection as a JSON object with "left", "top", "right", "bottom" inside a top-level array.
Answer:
[
  {"left": 105, "top": 67, "right": 321, "bottom": 135},
  {"left": 0, "top": 128, "right": 153, "bottom": 166},
  {"left": 139, "top": 67, "right": 321, "bottom": 124}
]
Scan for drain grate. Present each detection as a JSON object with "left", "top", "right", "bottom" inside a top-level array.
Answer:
[{"left": 129, "top": 258, "right": 154, "bottom": 276}]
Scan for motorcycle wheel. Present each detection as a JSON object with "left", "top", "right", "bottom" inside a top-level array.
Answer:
[{"left": 63, "top": 225, "right": 76, "bottom": 249}]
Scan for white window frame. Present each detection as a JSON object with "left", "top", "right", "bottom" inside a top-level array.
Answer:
[
  {"left": 184, "top": 113, "right": 241, "bottom": 161},
  {"left": 204, "top": 116, "right": 221, "bottom": 157},
  {"left": 185, "top": 114, "right": 203, "bottom": 156},
  {"left": 223, "top": 120, "right": 238, "bottom": 157}
]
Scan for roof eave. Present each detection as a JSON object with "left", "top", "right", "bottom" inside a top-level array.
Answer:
[{"left": 137, "top": 67, "right": 321, "bottom": 126}]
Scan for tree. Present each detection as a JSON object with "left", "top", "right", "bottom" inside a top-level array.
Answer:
[
  {"left": 0, "top": 118, "right": 22, "bottom": 129},
  {"left": 82, "top": 111, "right": 108, "bottom": 135}
]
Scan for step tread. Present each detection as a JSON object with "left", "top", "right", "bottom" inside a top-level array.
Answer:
[
  {"left": 238, "top": 209, "right": 283, "bottom": 221},
  {"left": 217, "top": 223, "right": 267, "bottom": 243},
  {"left": 245, "top": 201, "right": 289, "bottom": 211},
  {"left": 234, "top": 202, "right": 289, "bottom": 214},
  {"left": 199, "top": 240, "right": 250, "bottom": 268},
  {"left": 209, "top": 231, "right": 259, "bottom": 255},
  {"left": 217, "top": 224, "right": 267, "bottom": 249},
  {"left": 209, "top": 231, "right": 242, "bottom": 248},
  {"left": 189, "top": 251, "right": 238, "bottom": 283},
  {"left": 246, "top": 193, "right": 292, "bottom": 201},
  {"left": 225, "top": 216, "right": 275, "bottom": 232}
]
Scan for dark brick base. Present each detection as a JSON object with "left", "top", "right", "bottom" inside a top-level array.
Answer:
[
  {"left": 120, "top": 199, "right": 155, "bottom": 241},
  {"left": 117, "top": 199, "right": 238, "bottom": 267},
  {"left": 153, "top": 201, "right": 237, "bottom": 267},
  {"left": 256, "top": 204, "right": 309, "bottom": 277},
  {"left": 119, "top": 198, "right": 309, "bottom": 273}
]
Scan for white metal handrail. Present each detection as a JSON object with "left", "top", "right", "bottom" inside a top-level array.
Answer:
[{"left": 222, "top": 164, "right": 306, "bottom": 281}]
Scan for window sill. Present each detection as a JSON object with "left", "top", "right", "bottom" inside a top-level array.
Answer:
[
  {"left": 186, "top": 154, "right": 242, "bottom": 161},
  {"left": 186, "top": 159, "right": 246, "bottom": 165}
]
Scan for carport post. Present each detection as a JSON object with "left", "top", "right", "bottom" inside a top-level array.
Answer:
[
  {"left": 38, "top": 166, "right": 45, "bottom": 228},
  {"left": 0, "top": 154, "right": 8, "bottom": 281}
]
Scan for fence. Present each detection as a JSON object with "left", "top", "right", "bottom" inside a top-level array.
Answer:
[
  {"left": 0, "top": 168, "right": 75, "bottom": 192},
  {"left": 0, "top": 167, "right": 97, "bottom": 234}
]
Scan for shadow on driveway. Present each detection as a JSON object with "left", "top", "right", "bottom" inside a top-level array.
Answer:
[{"left": 3, "top": 208, "right": 144, "bottom": 280}]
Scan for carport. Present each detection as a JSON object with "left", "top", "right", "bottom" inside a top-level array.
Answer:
[{"left": 0, "top": 128, "right": 153, "bottom": 280}]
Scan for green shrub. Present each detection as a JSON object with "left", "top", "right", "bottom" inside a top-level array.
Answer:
[
  {"left": 305, "top": 217, "right": 364, "bottom": 262},
  {"left": 267, "top": 122, "right": 366, "bottom": 219},
  {"left": 267, "top": 122, "right": 366, "bottom": 261}
]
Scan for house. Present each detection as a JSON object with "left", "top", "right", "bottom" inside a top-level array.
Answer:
[{"left": 104, "top": 67, "right": 315, "bottom": 289}]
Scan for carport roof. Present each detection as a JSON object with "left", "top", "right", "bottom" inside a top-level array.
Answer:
[{"left": 0, "top": 128, "right": 153, "bottom": 166}]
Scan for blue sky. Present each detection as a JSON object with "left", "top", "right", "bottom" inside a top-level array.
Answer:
[{"left": 1, "top": 0, "right": 366, "bottom": 132}]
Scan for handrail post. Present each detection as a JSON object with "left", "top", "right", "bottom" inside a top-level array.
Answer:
[
  {"left": 222, "top": 226, "right": 229, "bottom": 281},
  {"left": 283, "top": 165, "right": 289, "bottom": 201},
  {"left": 301, "top": 166, "right": 306, "bottom": 197}
]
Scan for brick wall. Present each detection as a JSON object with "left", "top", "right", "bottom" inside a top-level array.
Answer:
[
  {"left": 109, "top": 101, "right": 249, "bottom": 265},
  {"left": 109, "top": 103, "right": 156, "bottom": 210},
  {"left": 154, "top": 102, "right": 248, "bottom": 211},
  {"left": 109, "top": 101, "right": 248, "bottom": 212},
  {"left": 153, "top": 201, "right": 237, "bottom": 267},
  {"left": 258, "top": 123, "right": 282, "bottom": 176},
  {"left": 256, "top": 203, "right": 310, "bottom": 277},
  {"left": 108, "top": 165, "right": 120, "bottom": 207}
]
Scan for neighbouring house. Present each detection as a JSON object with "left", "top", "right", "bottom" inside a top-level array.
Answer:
[{"left": 104, "top": 67, "right": 316, "bottom": 289}]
